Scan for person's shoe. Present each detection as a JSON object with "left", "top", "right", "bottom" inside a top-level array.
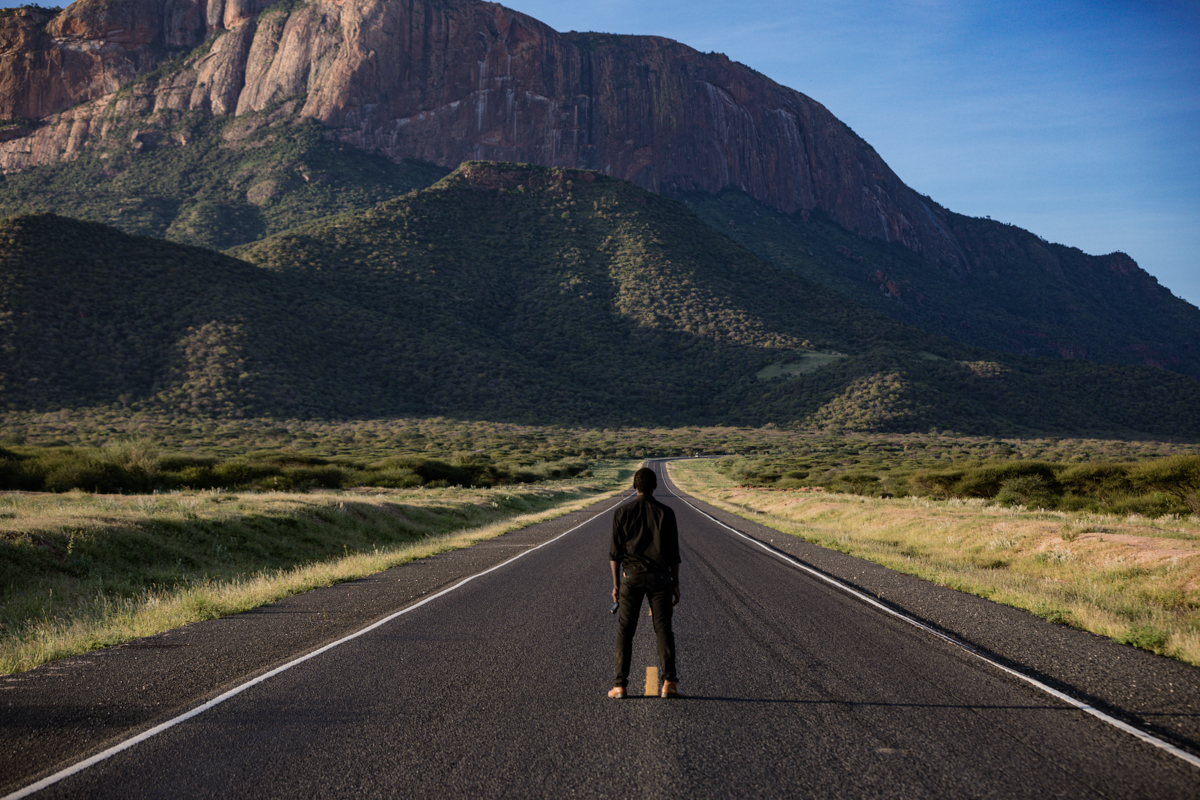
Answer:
[
  {"left": 607, "top": 686, "right": 626, "bottom": 699},
  {"left": 660, "top": 680, "right": 679, "bottom": 698}
]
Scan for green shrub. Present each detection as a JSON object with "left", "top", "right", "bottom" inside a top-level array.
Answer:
[
  {"left": 911, "top": 469, "right": 965, "bottom": 497},
  {"left": 159, "top": 454, "right": 219, "bottom": 471},
  {"left": 42, "top": 460, "right": 112, "bottom": 493},
  {"left": 955, "top": 461, "right": 1059, "bottom": 499},
  {"left": 1055, "top": 494, "right": 1094, "bottom": 512},
  {"left": 172, "top": 465, "right": 218, "bottom": 488},
  {"left": 245, "top": 451, "right": 328, "bottom": 467},
  {"left": 1059, "top": 462, "right": 1133, "bottom": 504},
  {"left": 526, "top": 457, "right": 590, "bottom": 480},
  {"left": 0, "top": 440, "right": 603, "bottom": 494},
  {"left": 1117, "top": 624, "right": 1170, "bottom": 654},
  {"left": 278, "top": 465, "right": 347, "bottom": 490},
  {"left": 1130, "top": 455, "right": 1200, "bottom": 513},
  {"left": 391, "top": 457, "right": 471, "bottom": 487},
  {"left": 994, "top": 474, "right": 1058, "bottom": 509},
  {"left": 716, "top": 456, "right": 768, "bottom": 485},
  {"left": 839, "top": 473, "right": 880, "bottom": 495},
  {"left": 0, "top": 454, "right": 38, "bottom": 491},
  {"left": 359, "top": 467, "right": 423, "bottom": 489},
  {"left": 1106, "top": 492, "right": 1182, "bottom": 517},
  {"left": 213, "top": 460, "right": 279, "bottom": 485},
  {"left": 95, "top": 438, "right": 160, "bottom": 475},
  {"left": 17, "top": 444, "right": 161, "bottom": 493}
]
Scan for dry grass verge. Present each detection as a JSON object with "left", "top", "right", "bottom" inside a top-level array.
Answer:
[
  {"left": 669, "top": 459, "right": 1200, "bottom": 666},
  {"left": 1, "top": 464, "right": 632, "bottom": 674}
]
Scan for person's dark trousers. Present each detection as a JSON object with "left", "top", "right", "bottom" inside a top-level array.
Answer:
[{"left": 613, "top": 571, "right": 677, "bottom": 688}]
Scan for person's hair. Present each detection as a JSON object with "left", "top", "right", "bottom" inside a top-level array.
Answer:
[{"left": 633, "top": 467, "right": 657, "bottom": 494}]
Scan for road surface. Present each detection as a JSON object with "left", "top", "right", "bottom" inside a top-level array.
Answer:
[{"left": 3, "top": 462, "right": 1198, "bottom": 798}]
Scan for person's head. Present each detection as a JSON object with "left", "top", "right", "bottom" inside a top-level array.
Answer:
[{"left": 633, "top": 467, "right": 657, "bottom": 495}]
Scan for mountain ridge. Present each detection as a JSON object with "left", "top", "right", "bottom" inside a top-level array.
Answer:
[
  {"left": 0, "top": 0, "right": 999, "bottom": 267},
  {"left": 1, "top": 0, "right": 1197, "bottom": 382},
  {"left": 4, "top": 161, "right": 1199, "bottom": 438},
  {"left": 683, "top": 190, "right": 1200, "bottom": 379}
]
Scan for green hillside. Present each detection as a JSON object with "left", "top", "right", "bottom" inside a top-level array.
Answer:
[
  {"left": 230, "top": 162, "right": 866, "bottom": 425},
  {"left": 0, "top": 214, "right": 424, "bottom": 418},
  {"left": 684, "top": 190, "right": 1200, "bottom": 381},
  {"left": 230, "top": 162, "right": 1200, "bottom": 436},
  {"left": 0, "top": 113, "right": 447, "bottom": 252},
  {"left": 3, "top": 162, "right": 1200, "bottom": 435},
  {"left": 3, "top": 102, "right": 1196, "bottom": 392}
]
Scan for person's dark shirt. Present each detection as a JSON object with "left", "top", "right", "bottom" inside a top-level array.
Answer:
[{"left": 610, "top": 495, "right": 680, "bottom": 575}]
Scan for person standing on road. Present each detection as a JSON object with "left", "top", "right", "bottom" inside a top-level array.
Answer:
[{"left": 608, "top": 467, "right": 681, "bottom": 699}]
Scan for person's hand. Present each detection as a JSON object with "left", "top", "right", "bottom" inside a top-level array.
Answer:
[
  {"left": 673, "top": 585, "right": 680, "bottom": 606},
  {"left": 612, "top": 585, "right": 619, "bottom": 603}
]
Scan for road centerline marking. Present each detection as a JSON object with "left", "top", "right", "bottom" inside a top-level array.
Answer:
[{"left": 645, "top": 667, "right": 659, "bottom": 697}]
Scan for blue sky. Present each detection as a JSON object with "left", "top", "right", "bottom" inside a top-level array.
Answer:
[
  {"left": 5, "top": 1, "right": 1197, "bottom": 307},
  {"left": 504, "top": 0, "right": 1199, "bottom": 308}
]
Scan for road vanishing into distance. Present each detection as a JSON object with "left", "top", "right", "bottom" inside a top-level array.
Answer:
[{"left": 3, "top": 461, "right": 1199, "bottom": 798}]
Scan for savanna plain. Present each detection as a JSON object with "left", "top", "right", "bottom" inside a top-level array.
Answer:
[{"left": 3, "top": 413, "right": 1199, "bottom": 677}]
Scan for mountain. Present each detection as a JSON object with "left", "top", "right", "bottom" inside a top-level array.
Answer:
[
  {"left": 2, "top": 0, "right": 1197, "bottom": 384},
  {"left": 682, "top": 191, "right": 1200, "bottom": 380},
  {"left": 0, "top": 111, "right": 449, "bottom": 251},
  {"left": 3, "top": 162, "right": 1200, "bottom": 437},
  {"left": 0, "top": 0, "right": 950, "bottom": 262},
  {"left": 0, "top": 211, "right": 428, "bottom": 418}
]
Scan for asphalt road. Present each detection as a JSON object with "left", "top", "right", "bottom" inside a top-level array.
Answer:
[{"left": 4, "top": 462, "right": 1199, "bottom": 798}]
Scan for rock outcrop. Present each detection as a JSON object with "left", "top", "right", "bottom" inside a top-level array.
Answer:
[
  {"left": 2, "top": 0, "right": 199, "bottom": 120},
  {"left": 0, "top": 0, "right": 962, "bottom": 267}
]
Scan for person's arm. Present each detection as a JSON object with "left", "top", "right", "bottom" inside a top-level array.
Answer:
[
  {"left": 662, "top": 506, "right": 681, "bottom": 605},
  {"left": 610, "top": 507, "right": 625, "bottom": 603}
]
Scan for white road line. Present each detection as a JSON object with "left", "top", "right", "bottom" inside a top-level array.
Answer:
[
  {"left": 667, "top": 479, "right": 1200, "bottom": 771},
  {"left": 4, "top": 494, "right": 632, "bottom": 800}
]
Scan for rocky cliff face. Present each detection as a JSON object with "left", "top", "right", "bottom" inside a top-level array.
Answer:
[
  {"left": 1, "top": 0, "right": 217, "bottom": 120},
  {"left": 0, "top": 0, "right": 963, "bottom": 267},
  {"left": 3, "top": 0, "right": 1196, "bottom": 381}
]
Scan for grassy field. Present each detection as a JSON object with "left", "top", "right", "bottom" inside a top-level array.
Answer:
[
  {"left": 668, "top": 459, "right": 1200, "bottom": 667},
  {"left": 0, "top": 463, "right": 633, "bottom": 674},
  {"left": 6, "top": 410, "right": 1199, "bottom": 466}
]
